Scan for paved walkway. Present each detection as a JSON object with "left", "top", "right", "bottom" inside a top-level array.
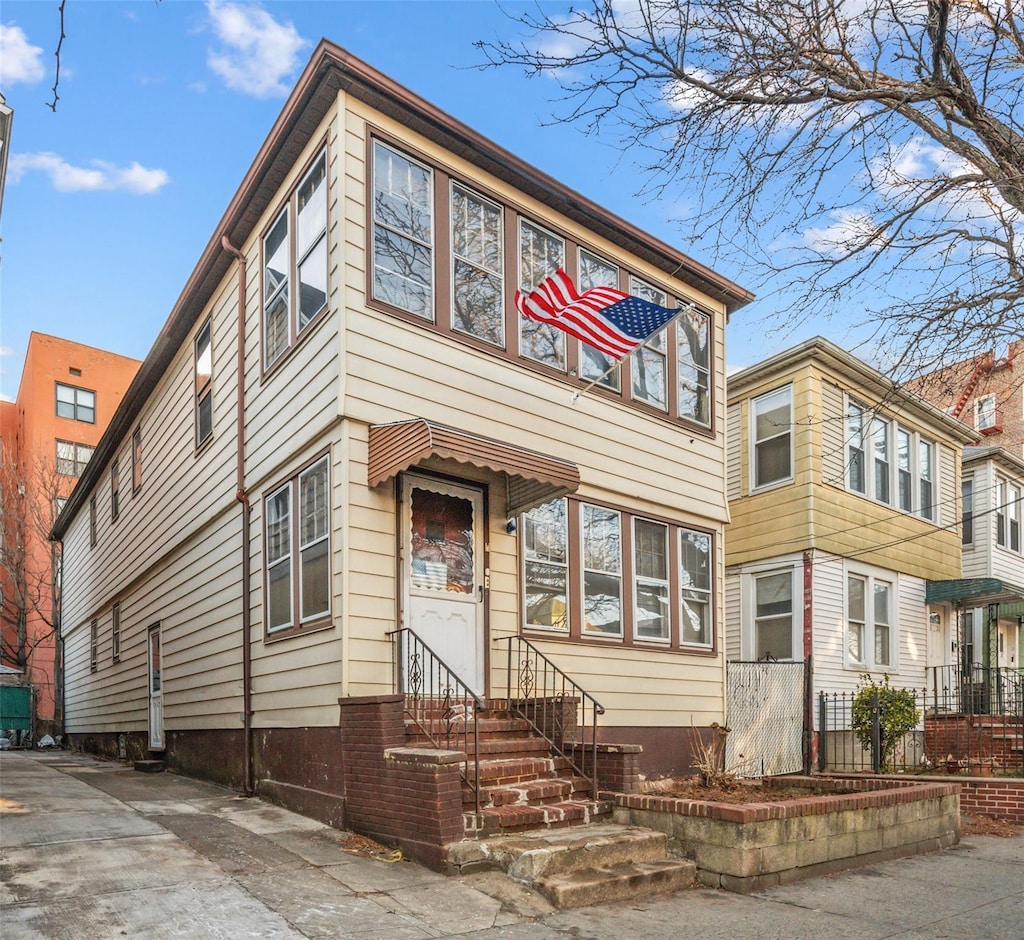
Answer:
[{"left": 1, "top": 750, "right": 1022, "bottom": 939}]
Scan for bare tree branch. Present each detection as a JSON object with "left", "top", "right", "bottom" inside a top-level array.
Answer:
[
  {"left": 478, "top": 0, "right": 1024, "bottom": 377},
  {"left": 47, "top": 0, "right": 67, "bottom": 113}
]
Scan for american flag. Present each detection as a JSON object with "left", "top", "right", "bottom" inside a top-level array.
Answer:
[{"left": 514, "top": 268, "right": 681, "bottom": 359}]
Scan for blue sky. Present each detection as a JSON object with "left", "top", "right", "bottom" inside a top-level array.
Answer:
[{"left": 0, "top": 0, "right": 840, "bottom": 401}]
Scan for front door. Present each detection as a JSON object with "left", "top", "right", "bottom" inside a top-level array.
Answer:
[
  {"left": 148, "top": 625, "right": 164, "bottom": 751},
  {"left": 401, "top": 475, "right": 485, "bottom": 694}
]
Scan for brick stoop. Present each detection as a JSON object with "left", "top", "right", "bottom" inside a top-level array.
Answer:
[{"left": 445, "top": 824, "right": 696, "bottom": 909}]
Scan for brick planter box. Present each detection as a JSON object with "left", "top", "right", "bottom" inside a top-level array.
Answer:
[{"left": 611, "top": 776, "right": 960, "bottom": 893}]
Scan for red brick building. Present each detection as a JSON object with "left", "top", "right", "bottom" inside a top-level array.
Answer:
[
  {"left": 905, "top": 339, "right": 1024, "bottom": 457},
  {"left": 1, "top": 333, "right": 139, "bottom": 733}
]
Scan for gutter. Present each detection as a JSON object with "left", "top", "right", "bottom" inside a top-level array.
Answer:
[{"left": 221, "top": 235, "right": 254, "bottom": 797}]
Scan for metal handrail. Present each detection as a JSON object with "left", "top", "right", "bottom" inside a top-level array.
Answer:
[
  {"left": 387, "top": 627, "right": 485, "bottom": 817},
  {"left": 926, "top": 663, "right": 1024, "bottom": 718},
  {"left": 493, "top": 636, "right": 606, "bottom": 795}
]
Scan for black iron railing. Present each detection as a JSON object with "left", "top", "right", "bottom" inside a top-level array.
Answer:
[
  {"left": 493, "top": 635, "right": 606, "bottom": 794},
  {"left": 388, "top": 627, "right": 485, "bottom": 815},
  {"left": 927, "top": 663, "right": 1024, "bottom": 718}
]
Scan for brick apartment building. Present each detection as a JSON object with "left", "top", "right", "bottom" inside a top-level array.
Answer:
[
  {"left": 1, "top": 333, "right": 139, "bottom": 733},
  {"left": 906, "top": 339, "right": 1024, "bottom": 457}
]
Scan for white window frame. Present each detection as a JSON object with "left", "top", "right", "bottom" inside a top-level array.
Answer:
[
  {"left": 845, "top": 566, "right": 896, "bottom": 671},
  {"left": 742, "top": 563, "right": 801, "bottom": 662},
  {"left": 679, "top": 528, "right": 712, "bottom": 648},
  {"left": 961, "top": 475, "right": 974, "bottom": 546},
  {"left": 522, "top": 498, "right": 570, "bottom": 632},
  {"left": 976, "top": 394, "right": 996, "bottom": 430},
  {"left": 750, "top": 385, "right": 793, "bottom": 490}
]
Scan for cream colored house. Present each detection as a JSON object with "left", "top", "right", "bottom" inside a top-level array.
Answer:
[
  {"left": 724, "top": 338, "right": 977, "bottom": 703},
  {"left": 53, "top": 42, "right": 751, "bottom": 847}
]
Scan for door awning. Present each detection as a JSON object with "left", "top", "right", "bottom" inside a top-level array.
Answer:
[
  {"left": 368, "top": 419, "right": 580, "bottom": 515},
  {"left": 926, "top": 577, "right": 1024, "bottom": 613}
]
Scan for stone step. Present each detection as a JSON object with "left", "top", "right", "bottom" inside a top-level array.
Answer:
[
  {"left": 471, "top": 775, "right": 592, "bottom": 809},
  {"left": 477, "top": 799, "right": 613, "bottom": 836},
  {"left": 537, "top": 859, "right": 697, "bottom": 909}
]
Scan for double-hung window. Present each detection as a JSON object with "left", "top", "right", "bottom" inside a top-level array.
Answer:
[
  {"left": 111, "top": 457, "right": 120, "bottom": 521},
  {"left": 131, "top": 427, "right": 142, "bottom": 493},
  {"left": 451, "top": 183, "right": 504, "bottom": 346},
  {"left": 519, "top": 220, "right": 566, "bottom": 369},
  {"left": 89, "top": 496, "right": 97, "bottom": 547},
  {"left": 751, "top": 386, "right": 792, "bottom": 488},
  {"left": 56, "top": 382, "right": 95, "bottom": 423},
  {"left": 195, "top": 318, "right": 213, "bottom": 448},
  {"left": 872, "top": 417, "right": 890, "bottom": 503},
  {"left": 976, "top": 394, "right": 996, "bottom": 431},
  {"left": 265, "top": 455, "right": 331, "bottom": 635},
  {"left": 847, "top": 402, "right": 866, "bottom": 494},
  {"left": 961, "top": 477, "right": 974, "bottom": 545},
  {"left": 264, "top": 150, "right": 328, "bottom": 369},
  {"left": 56, "top": 440, "right": 94, "bottom": 477},
  {"left": 372, "top": 141, "right": 433, "bottom": 319},
  {"left": 918, "top": 438, "right": 935, "bottom": 520},
  {"left": 90, "top": 618, "right": 98, "bottom": 672},
  {"left": 997, "top": 479, "right": 1007, "bottom": 546},
  {"left": 847, "top": 572, "right": 893, "bottom": 669},
  {"left": 630, "top": 277, "right": 668, "bottom": 410},
  {"left": 998, "top": 478, "right": 1021, "bottom": 552},
  {"left": 752, "top": 570, "right": 795, "bottom": 660},
  {"left": 112, "top": 602, "right": 121, "bottom": 663},
  {"left": 522, "top": 498, "right": 714, "bottom": 650},
  {"left": 677, "top": 309, "right": 710, "bottom": 426},
  {"left": 578, "top": 250, "right": 621, "bottom": 390},
  {"left": 896, "top": 428, "right": 912, "bottom": 512}
]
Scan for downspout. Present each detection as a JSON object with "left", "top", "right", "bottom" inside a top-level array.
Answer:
[{"left": 222, "top": 235, "right": 254, "bottom": 796}]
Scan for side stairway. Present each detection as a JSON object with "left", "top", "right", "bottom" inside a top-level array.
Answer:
[{"left": 403, "top": 700, "right": 695, "bottom": 908}]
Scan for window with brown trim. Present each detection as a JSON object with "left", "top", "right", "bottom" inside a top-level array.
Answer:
[
  {"left": 195, "top": 318, "right": 213, "bottom": 448},
  {"left": 264, "top": 454, "right": 331, "bottom": 636},
  {"left": 264, "top": 149, "right": 328, "bottom": 370},
  {"left": 131, "top": 427, "right": 142, "bottom": 494},
  {"left": 111, "top": 457, "right": 120, "bottom": 521},
  {"left": 89, "top": 496, "right": 97, "bottom": 547},
  {"left": 367, "top": 133, "right": 714, "bottom": 431},
  {"left": 112, "top": 602, "right": 121, "bottom": 663},
  {"left": 521, "top": 497, "right": 715, "bottom": 651},
  {"left": 90, "top": 617, "right": 98, "bottom": 672}
]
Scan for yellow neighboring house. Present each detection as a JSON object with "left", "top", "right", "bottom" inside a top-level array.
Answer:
[{"left": 724, "top": 338, "right": 977, "bottom": 703}]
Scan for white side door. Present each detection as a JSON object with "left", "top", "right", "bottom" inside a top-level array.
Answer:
[
  {"left": 148, "top": 625, "right": 165, "bottom": 751},
  {"left": 401, "top": 475, "right": 485, "bottom": 695}
]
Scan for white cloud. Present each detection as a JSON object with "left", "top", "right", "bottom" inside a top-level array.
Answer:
[
  {"left": 0, "top": 346, "right": 14, "bottom": 358},
  {"left": 802, "top": 209, "right": 878, "bottom": 253},
  {"left": 205, "top": 0, "right": 308, "bottom": 98},
  {"left": 0, "top": 24, "right": 45, "bottom": 85},
  {"left": 9, "top": 153, "right": 170, "bottom": 194}
]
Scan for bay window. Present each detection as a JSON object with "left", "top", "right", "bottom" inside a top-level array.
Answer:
[
  {"left": 519, "top": 220, "right": 566, "bottom": 369},
  {"left": 451, "top": 183, "right": 503, "bottom": 346},
  {"left": 521, "top": 498, "right": 715, "bottom": 651}
]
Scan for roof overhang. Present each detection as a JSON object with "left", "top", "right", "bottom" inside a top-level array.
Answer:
[
  {"left": 368, "top": 419, "right": 580, "bottom": 515},
  {"left": 927, "top": 577, "right": 1024, "bottom": 614}
]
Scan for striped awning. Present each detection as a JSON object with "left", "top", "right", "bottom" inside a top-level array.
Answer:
[{"left": 368, "top": 419, "right": 580, "bottom": 515}]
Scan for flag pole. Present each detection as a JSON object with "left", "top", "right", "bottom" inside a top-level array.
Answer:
[{"left": 571, "top": 303, "right": 696, "bottom": 405}]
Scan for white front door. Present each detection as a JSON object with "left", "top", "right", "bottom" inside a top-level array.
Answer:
[
  {"left": 148, "top": 625, "right": 165, "bottom": 751},
  {"left": 401, "top": 475, "right": 485, "bottom": 695}
]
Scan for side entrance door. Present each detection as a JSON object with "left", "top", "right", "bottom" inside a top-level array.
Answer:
[
  {"left": 401, "top": 474, "right": 485, "bottom": 695},
  {"left": 148, "top": 624, "right": 164, "bottom": 751}
]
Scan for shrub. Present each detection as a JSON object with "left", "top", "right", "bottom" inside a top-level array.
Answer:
[{"left": 851, "top": 674, "right": 920, "bottom": 772}]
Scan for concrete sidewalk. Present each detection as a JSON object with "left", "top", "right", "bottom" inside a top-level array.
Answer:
[{"left": 2, "top": 750, "right": 1022, "bottom": 939}]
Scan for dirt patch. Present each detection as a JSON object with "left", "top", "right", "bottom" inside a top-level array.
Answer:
[
  {"left": 639, "top": 776, "right": 849, "bottom": 804},
  {"left": 960, "top": 814, "right": 1021, "bottom": 838},
  {"left": 341, "top": 832, "right": 406, "bottom": 861}
]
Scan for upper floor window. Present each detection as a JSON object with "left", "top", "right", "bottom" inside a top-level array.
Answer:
[
  {"left": 367, "top": 135, "right": 714, "bottom": 432},
  {"left": 56, "top": 383, "right": 95, "bottom": 423},
  {"left": 265, "top": 454, "right": 331, "bottom": 635},
  {"left": 195, "top": 318, "right": 213, "bottom": 448},
  {"left": 846, "top": 399, "right": 937, "bottom": 521},
  {"left": 996, "top": 478, "right": 1021, "bottom": 552},
  {"left": 89, "top": 496, "right": 97, "bottom": 547},
  {"left": 111, "top": 457, "right": 120, "bottom": 522},
  {"left": 264, "top": 150, "right": 328, "bottom": 370},
  {"left": 90, "top": 618, "right": 98, "bottom": 672},
  {"left": 847, "top": 571, "right": 893, "bottom": 670},
  {"left": 131, "top": 427, "right": 142, "bottom": 493},
  {"left": 521, "top": 498, "right": 714, "bottom": 651},
  {"left": 976, "top": 394, "right": 996, "bottom": 430},
  {"left": 451, "top": 182, "right": 504, "bottom": 347},
  {"left": 56, "top": 439, "right": 94, "bottom": 477},
  {"left": 372, "top": 141, "right": 432, "bottom": 319},
  {"left": 751, "top": 386, "right": 792, "bottom": 489},
  {"left": 961, "top": 476, "right": 973, "bottom": 545}
]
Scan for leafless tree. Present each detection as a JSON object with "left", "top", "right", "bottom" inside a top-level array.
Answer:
[
  {"left": 0, "top": 449, "right": 66, "bottom": 706},
  {"left": 478, "top": 1, "right": 1024, "bottom": 377}
]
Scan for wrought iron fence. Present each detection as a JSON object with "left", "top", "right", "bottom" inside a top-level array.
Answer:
[
  {"left": 819, "top": 665, "right": 1023, "bottom": 775},
  {"left": 493, "top": 636, "right": 605, "bottom": 795},
  {"left": 388, "top": 627, "right": 485, "bottom": 814}
]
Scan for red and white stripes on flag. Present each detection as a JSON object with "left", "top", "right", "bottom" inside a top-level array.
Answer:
[{"left": 514, "top": 268, "right": 680, "bottom": 360}]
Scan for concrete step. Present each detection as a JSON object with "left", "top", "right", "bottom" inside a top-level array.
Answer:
[
  {"left": 477, "top": 799, "right": 613, "bottom": 836},
  {"left": 538, "top": 859, "right": 697, "bottom": 909}
]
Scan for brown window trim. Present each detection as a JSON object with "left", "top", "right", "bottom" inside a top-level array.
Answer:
[
  {"left": 112, "top": 602, "right": 121, "bottom": 664},
  {"left": 261, "top": 449, "right": 333, "bottom": 641},
  {"left": 195, "top": 317, "right": 214, "bottom": 454},
  {"left": 259, "top": 141, "right": 331, "bottom": 382},
  {"left": 364, "top": 127, "right": 716, "bottom": 438},
  {"left": 520, "top": 495, "right": 718, "bottom": 656},
  {"left": 111, "top": 456, "right": 121, "bottom": 522},
  {"left": 90, "top": 617, "right": 99, "bottom": 672},
  {"left": 131, "top": 426, "right": 143, "bottom": 495},
  {"left": 89, "top": 496, "right": 97, "bottom": 548}
]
